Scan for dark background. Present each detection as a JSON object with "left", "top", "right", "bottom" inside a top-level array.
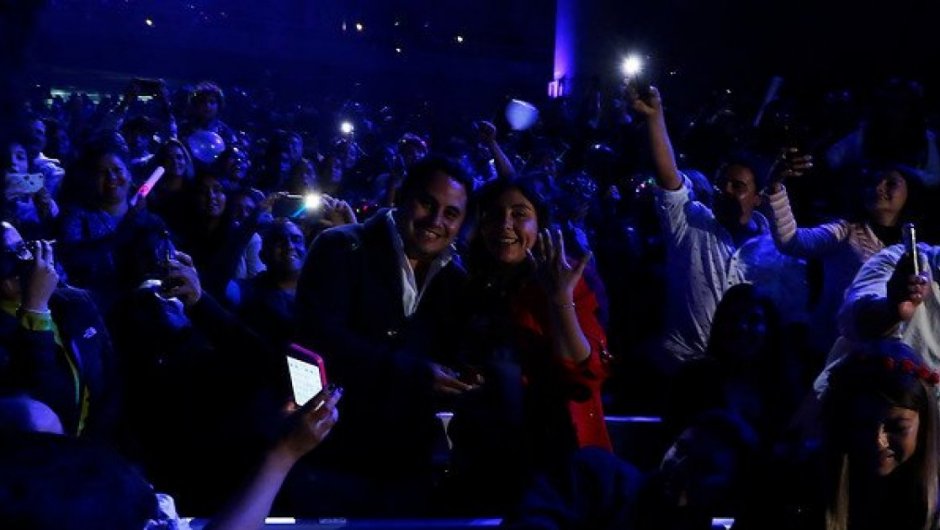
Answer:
[{"left": 4, "top": 0, "right": 940, "bottom": 125}]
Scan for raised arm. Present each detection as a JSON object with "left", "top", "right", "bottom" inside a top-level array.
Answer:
[
  {"left": 477, "top": 120, "right": 517, "bottom": 180},
  {"left": 205, "top": 387, "right": 341, "bottom": 530},
  {"left": 531, "top": 229, "right": 597, "bottom": 364},
  {"left": 839, "top": 245, "right": 931, "bottom": 340},
  {"left": 765, "top": 183, "right": 848, "bottom": 258},
  {"left": 629, "top": 87, "right": 681, "bottom": 191}
]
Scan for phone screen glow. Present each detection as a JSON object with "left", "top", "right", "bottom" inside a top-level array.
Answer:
[{"left": 287, "top": 356, "right": 323, "bottom": 406}]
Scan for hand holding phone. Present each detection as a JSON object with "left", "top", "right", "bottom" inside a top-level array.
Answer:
[
  {"left": 21, "top": 240, "right": 58, "bottom": 313},
  {"left": 903, "top": 223, "right": 921, "bottom": 276},
  {"left": 622, "top": 55, "right": 652, "bottom": 101},
  {"left": 277, "top": 384, "right": 342, "bottom": 462}
]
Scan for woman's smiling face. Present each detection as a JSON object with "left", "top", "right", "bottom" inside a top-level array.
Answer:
[{"left": 481, "top": 188, "right": 540, "bottom": 265}]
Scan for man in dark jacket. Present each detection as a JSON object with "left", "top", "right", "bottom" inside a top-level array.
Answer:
[{"left": 292, "top": 156, "right": 474, "bottom": 516}]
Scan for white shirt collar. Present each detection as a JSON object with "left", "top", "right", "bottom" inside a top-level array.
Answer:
[{"left": 386, "top": 210, "right": 453, "bottom": 317}]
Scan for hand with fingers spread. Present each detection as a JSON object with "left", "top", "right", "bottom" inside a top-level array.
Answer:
[
  {"left": 431, "top": 362, "right": 477, "bottom": 396},
  {"left": 22, "top": 240, "right": 59, "bottom": 312},
  {"left": 529, "top": 228, "right": 593, "bottom": 306},
  {"left": 887, "top": 253, "right": 930, "bottom": 322},
  {"left": 161, "top": 251, "right": 202, "bottom": 306}
]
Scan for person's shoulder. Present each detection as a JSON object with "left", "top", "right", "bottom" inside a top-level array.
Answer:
[
  {"left": 318, "top": 221, "right": 366, "bottom": 241},
  {"left": 59, "top": 205, "right": 95, "bottom": 221},
  {"left": 310, "top": 221, "right": 368, "bottom": 258},
  {"left": 50, "top": 286, "right": 104, "bottom": 318},
  {"left": 52, "top": 285, "right": 96, "bottom": 304}
]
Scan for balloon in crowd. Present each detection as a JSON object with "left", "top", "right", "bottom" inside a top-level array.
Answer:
[
  {"left": 505, "top": 99, "right": 539, "bottom": 131},
  {"left": 187, "top": 130, "right": 226, "bottom": 163}
]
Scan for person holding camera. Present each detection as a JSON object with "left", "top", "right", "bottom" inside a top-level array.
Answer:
[
  {"left": 766, "top": 160, "right": 922, "bottom": 355},
  {"left": 0, "top": 221, "right": 119, "bottom": 440},
  {"left": 828, "top": 240, "right": 939, "bottom": 379},
  {"left": 3, "top": 139, "right": 59, "bottom": 241}
]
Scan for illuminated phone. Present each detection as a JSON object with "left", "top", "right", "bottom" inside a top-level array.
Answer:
[
  {"left": 286, "top": 344, "right": 328, "bottom": 406},
  {"left": 903, "top": 223, "right": 920, "bottom": 276},
  {"left": 4, "top": 172, "right": 44, "bottom": 197},
  {"left": 622, "top": 55, "right": 651, "bottom": 99}
]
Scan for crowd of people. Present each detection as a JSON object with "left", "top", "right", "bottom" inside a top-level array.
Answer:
[{"left": 1, "top": 72, "right": 940, "bottom": 530}]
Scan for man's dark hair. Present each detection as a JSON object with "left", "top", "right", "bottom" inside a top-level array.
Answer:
[
  {"left": 715, "top": 151, "right": 771, "bottom": 192},
  {"left": 399, "top": 155, "right": 474, "bottom": 202}
]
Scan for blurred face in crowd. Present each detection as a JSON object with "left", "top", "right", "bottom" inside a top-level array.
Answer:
[
  {"left": 194, "top": 93, "right": 220, "bottom": 124},
  {"left": 48, "top": 127, "right": 70, "bottom": 160},
  {"left": 96, "top": 153, "right": 130, "bottom": 206},
  {"left": 289, "top": 160, "right": 316, "bottom": 194},
  {"left": 714, "top": 164, "right": 761, "bottom": 226},
  {"left": 323, "top": 156, "right": 343, "bottom": 183},
  {"left": 481, "top": 187, "right": 540, "bottom": 266},
  {"left": 0, "top": 223, "right": 28, "bottom": 298},
  {"left": 278, "top": 149, "right": 292, "bottom": 176},
  {"left": 864, "top": 170, "right": 908, "bottom": 222},
  {"left": 335, "top": 140, "right": 358, "bottom": 170},
  {"left": 126, "top": 130, "right": 150, "bottom": 156},
  {"left": 264, "top": 221, "right": 306, "bottom": 275},
  {"left": 288, "top": 135, "right": 303, "bottom": 164},
  {"left": 229, "top": 193, "right": 257, "bottom": 225},
  {"left": 848, "top": 394, "right": 920, "bottom": 477},
  {"left": 29, "top": 119, "right": 46, "bottom": 155},
  {"left": 197, "top": 176, "right": 226, "bottom": 219},
  {"left": 165, "top": 144, "right": 189, "bottom": 178},
  {"left": 223, "top": 149, "right": 249, "bottom": 182},
  {"left": 398, "top": 172, "right": 467, "bottom": 263},
  {"left": 8, "top": 143, "right": 28, "bottom": 174},
  {"left": 399, "top": 139, "right": 428, "bottom": 167},
  {"left": 711, "top": 298, "right": 770, "bottom": 365}
]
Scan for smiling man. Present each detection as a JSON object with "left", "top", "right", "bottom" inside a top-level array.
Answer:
[{"left": 293, "top": 155, "right": 474, "bottom": 516}]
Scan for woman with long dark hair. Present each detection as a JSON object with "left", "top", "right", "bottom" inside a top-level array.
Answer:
[{"left": 448, "top": 177, "right": 611, "bottom": 514}]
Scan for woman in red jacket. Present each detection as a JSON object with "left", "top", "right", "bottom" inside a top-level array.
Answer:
[{"left": 448, "top": 177, "right": 611, "bottom": 515}]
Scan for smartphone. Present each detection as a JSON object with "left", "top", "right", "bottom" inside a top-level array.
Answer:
[
  {"left": 286, "top": 344, "right": 328, "bottom": 406},
  {"left": 4, "top": 172, "right": 44, "bottom": 198},
  {"left": 627, "top": 75, "right": 652, "bottom": 100},
  {"left": 622, "top": 56, "right": 652, "bottom": 100},
  {"left": 903, "top": 223, "right": 920, "bottom": 276}
]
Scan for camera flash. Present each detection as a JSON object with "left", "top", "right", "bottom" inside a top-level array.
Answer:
[
  {"left": 622, "top": 55, "right": 643, "bottom": 77},
  {"left": 304, "top": 193, "right": 323, "bottom": 210}
]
